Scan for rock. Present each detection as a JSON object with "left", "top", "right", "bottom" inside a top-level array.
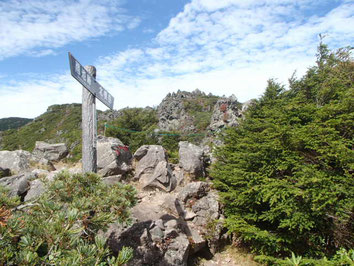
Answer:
[
  {"left": 150, "top": 226, "right": 164, "bottom": 242},
  {"left": 165, "top": 219, "right": 178, "bottom": 229},
  {"left": 179, "top": 141, "right": 205, "bottom": 177},
  {"left": 24, "top": 179, "right": 45, "bottom": 201},
  {"left": 102, "top": 175, "right": 123, "bottom": 186},
  {"left": 184, "top": 211, "right": 197, "bottom": 220},
  {"left": 106, "top": 221, "right": 163, "bottom": 266},
  {"left": 0, "top": 167, "right": 11, "bottom": 178},
  {"left": 177, "top": 181, "right": 209, "bottom": 203},
  {"left": 0, "top": 150, "right": 31, "bottom": 174},
  {"left": 134, "top": 145, "right": 176, "bottom": 192},
  {"left": 31, "top": 169, "right": 49, "bottom": 177},
  {"left": 192, "top": 192, "right": 220, "bottom": 226},
  {"left": 208, "top": 96, "right": 242, "bottom": 131},
  {"left": 185, "top": 222, "right": 206, "bottom": 253},
  {"left": 0, "top": 173, "right": 32, "bottom": 200},
  {"left": 32, "top": 141, "right": 68, "bottom": 161},
  {"left": 163, "top": 234, "right": 190, "bottom": 266},
  {"left": 97, "top": 136, "right": 132, "bottom": 177}
]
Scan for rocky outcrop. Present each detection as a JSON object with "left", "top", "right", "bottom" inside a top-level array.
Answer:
[
  {"left": 97, "top": 136, "right": 132, "bottom": 177},
  {"left": 178, "top": 141, "right": 205, "bottom": 177},
  {"left": 157, "top": 90, "right": 195, "bottom": 132},
  {"left": 0, "top": 150, "right": 32, "bottom": 174},
  {"left": 105, "top": 179, "right": 224, "bottom": 265},
  {"left": 133, "top": 145, "right": 176, "bottom": 192},
  {"left": 32, "top": 141, "right": 68, "bottom": 162},
  {"left": 208, "top": 95, "right": 242, "bottom": 131}
]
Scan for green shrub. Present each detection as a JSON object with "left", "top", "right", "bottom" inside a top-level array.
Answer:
[
  {"left": 212, "top": 45, "right": 354, "bottom": 259},
  {"left": 0, "top": 171, "right": 137, "bottom": 265}
]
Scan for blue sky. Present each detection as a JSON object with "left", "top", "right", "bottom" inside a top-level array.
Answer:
[{"left": 0, "top": 0, "right": 353, "bottom": 118}]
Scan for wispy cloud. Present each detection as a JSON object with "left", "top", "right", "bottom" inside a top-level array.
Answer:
[
  {"left": 0, "top": 0, "right": 140, "bottom": 60},
  {"left": 0, "top": 0, "right": 353, "bottom": 118}
]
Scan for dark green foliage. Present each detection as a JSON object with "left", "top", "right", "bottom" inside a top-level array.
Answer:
[
  {"left": 0, "top": 171, "right": 137, "bottom": 265},
  {"left": 104, "top": 107, "right": 159, "bottom": 153},
  {"left": 0, "top": 117, "right": 33, "bottom": 131},
  {"left": 212, "top": 45, "right": 354, "bottom": 259}
]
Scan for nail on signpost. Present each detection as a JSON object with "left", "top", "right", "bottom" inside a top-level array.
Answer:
[{"left": 68, "top": 52, "right": 115, "bottom": 173}]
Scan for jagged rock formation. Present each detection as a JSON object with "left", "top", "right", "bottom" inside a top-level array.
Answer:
[
  {"left": 157, "top": 89, "right": 219, "bottom": 133},
  {"left": 208, "top": 95, "right": 242, "bottom": 132}
]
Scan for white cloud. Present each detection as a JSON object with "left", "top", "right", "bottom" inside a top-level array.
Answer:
[
  {"left": 0, "top": 0, "right": 140, "bottom": 60},
  {"left": 0, "top": 0, "right": 353, "bottom": 118}
]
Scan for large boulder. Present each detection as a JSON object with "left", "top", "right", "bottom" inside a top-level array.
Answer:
[
  {"left": 134, "top": 145, "right": 176, "bottom": 192},
  {"left": 97, "top": 136, "right": 132, "bottom": 177},
  {"left": 0, "top": 150, "right": 32, "bottom": 174},
  {"left": 32, "top": 141, "right": 68, "bottom": 161},
  {"left": 178, "top": 142, "right": 205, "bottom": 177}
]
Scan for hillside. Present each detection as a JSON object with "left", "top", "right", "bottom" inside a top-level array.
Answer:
[
  {"left": 0, "top": 117, "right": 32, "bottom": 131},
  {"left": 0, "top": 104, "right": 82, "bottom": 161}
]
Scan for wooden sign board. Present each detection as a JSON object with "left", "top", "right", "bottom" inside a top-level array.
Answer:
[{"left": 68, "top": 52, "right": 114, "bottom": 109}]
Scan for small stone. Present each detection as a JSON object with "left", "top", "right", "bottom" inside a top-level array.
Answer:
[
  {"left": 150, "top": 226, "right": 164, "bottom": 242},
  {"left": 165, "top": 219, "right": 178, "bottom": 229},
  {"left": 184, "top": 211, "right": 197, "bottom": 220}
]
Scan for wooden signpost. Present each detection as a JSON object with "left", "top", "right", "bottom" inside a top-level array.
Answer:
[{"left": 68, "top": 53, "right": 114, "bottom": 173}]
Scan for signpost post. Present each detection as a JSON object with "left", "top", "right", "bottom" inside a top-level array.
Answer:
[{"left": 68, "top": 52, "right": 114, "bottom": 173}]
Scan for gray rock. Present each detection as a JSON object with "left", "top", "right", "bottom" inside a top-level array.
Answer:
[
  {"left": 192, "top": 192, "right": 219, "bottom": 217},
  {"left": 97, "top": 136, "right": 132, "bottom": 177},
  {"left": 102, "top": 175, "right": 123, "bottom": 186},
  {"left": 177, "top": 181, "right": 209, "bottom": 203},
  {"left": 0, "top": 150, "right": 32, "bottom": 174},
  {"left": 185, "top": 222, "right": 206, "bottom": 253},
  {"left": 134, "top": 145, "right": 176, "bottom": 192},
  {"left": 106, "top": 221, "right": 163, "bottom": 266},
  {"left": 32, "top": 141, "right": 68, "bottom": 161},
  {"left": 184, "top": 211, "right": 197, "bottom": 220},
  {"left": 150, "top": 226, "right": 164, "bottom": 242},
  {"left": 0, "top": 167, "right": 11, "bottom": 178},
  {"left": 24, "top": 179, "right": 45, "bottom": 201},
  {"left": 163, "top": 234, "right": 190, "bottom": 266},
  {"left": 0, "top": 173, "right": 31, "bottom": 199},
  {"left": 178, "top": 141, "right": 205, "bottom": 177},
  {"left": 165, "top": 219, "right": 178, "bottom": 229}
]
